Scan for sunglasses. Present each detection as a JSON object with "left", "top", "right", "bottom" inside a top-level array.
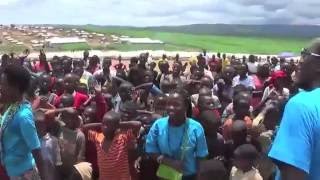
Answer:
[{"left": 301, "top": 48, "right": 320, "bottom": 58}]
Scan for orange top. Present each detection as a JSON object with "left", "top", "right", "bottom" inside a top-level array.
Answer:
[
  {"left": 88, "top": 130, "right": 134, "bottom": 180},
  {"left": 222, "top": 116, "right": 252, "bottom": 141}
]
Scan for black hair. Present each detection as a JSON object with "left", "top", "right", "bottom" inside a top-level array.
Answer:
[
  {"left": 169, "top": 89, "right": 192, "bottom": 117},
  {"left": 231, "top": 120, "right": 247, "bottom": 134},
  {"left": 233, "top": 144, "right": 258, "bottom": 161},
  {"left": 3, "top": 64, "right": 31, "bottom": 93},
  {"left": 61, "top": 94, "right": 74, "bottom": 107},
  {"left": 248, "top": 55, "right": 255, "bottom": 63},
  {"left": 103, "top": 110, "right": 121, "bottom": 123},
  {"left": 119, "top": 82, "right": 133, "bottom": 91},
  {"left": 233, "top": 84, "right": 249, "bottom": 98}
]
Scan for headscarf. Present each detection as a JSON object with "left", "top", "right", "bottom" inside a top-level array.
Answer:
[{"left": 269, "top": 70, "right": 287, "bottom": 87}]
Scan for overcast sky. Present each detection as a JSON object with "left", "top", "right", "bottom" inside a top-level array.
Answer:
[{"left": 0, "top": 0, "right": 319, "bottom": 26}]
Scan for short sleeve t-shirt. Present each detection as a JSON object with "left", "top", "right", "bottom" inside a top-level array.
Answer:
[
  {"left": 1, "top": 102, "right": 41, "bottom": 176},
  {"left": 232, "top": 75, "right": 256, "bottom": 89},
  {"left": 88, "top": 130, "right": 134, "bottom": 180},
  {"left": 269, "top": 88, "right": 320, "bottom": 180},
  {"left": 145, "top": 117, "right": 208, "bottom": 176}
]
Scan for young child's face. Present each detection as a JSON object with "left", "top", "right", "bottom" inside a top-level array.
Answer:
[
  {"left": 102, "top": 116, "right": 120, "bottom": 137},
  {"left": 199, "top": 96, "right": 215, "bottom": 111},
  {"left": 233, "top": 100, "right": 250, "bottom": 118},
  {"left": 83, "top": 107, "right": 96, "bottom": 124},
  {"left": 61, "top": 110, "right": 79, "bottom": 130},
  {"left": 39, "top": 75, "right": 51, "bottom": 93},
  {"left": 234, "top": 157, "right": 253, "bottom": 172},
  {"left": 60, "top": 96, "right": 74, "bottom": 108},
  {"left": 118, "top": 87, "right": 132, "bottom": 101}
]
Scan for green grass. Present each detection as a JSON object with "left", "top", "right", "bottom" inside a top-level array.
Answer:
[
  {"left": 0, "top": 44, "right": 27, "bottom": 53},
  {"left": 53, "top": 42, "right": 91, "bottom": 51},
  {"left": 106, "top": 43, "right": 197, "bottom": 51},
  {"left": 80, "top": 25, "right": 310, "bottom": 54}
]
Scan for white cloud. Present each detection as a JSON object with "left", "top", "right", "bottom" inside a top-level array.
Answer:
[{"left": 0, "top": 0, "right": 319, "bottom": 25}]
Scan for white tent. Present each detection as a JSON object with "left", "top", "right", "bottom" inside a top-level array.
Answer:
[{"left": 45, "top": 37, "right": 87, "bottom": 45}]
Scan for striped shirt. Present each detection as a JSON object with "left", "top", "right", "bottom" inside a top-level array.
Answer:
[{"left": 88, "top": 130, "right": 134, "bottom": 180}]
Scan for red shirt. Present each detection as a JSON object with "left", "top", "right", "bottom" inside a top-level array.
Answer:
[
  {"left": 222, "top": 116, "right": 252, "bottom": 141},
  {"left": 95, "top": 92, "right": 109, "bottom": 122},
  {"left": 88, "top": 130, "right": 134, "bottom": 180},
  {"left": 54, "top": 92, "right": 88, "bottom": 109},
  {"left": 33, "top": 61, "right": 52, "bottom": 73}
]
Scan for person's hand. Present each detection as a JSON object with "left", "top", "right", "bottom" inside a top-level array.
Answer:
[
  {"left": 134, "top": 156, "right": 142, "bottom": 173},
  {"left": 169, "top": 160, "right": 183, "bottom": 173},
  {"left": 39, "top": 96, "right": 48, "bottom": 106},
  {"left": 94, "top": 83, "right": 102, "bottom": 94},
  {"left": 163, "top": 157, "right": 183, "bottom": 173},
  {"left": 39, "top": 108, "right": 56, "bottom": 117}
]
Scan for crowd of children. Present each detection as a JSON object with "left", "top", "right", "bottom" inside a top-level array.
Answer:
[{"left": 0, "top": 47, "right": 301, "bottom": 180}]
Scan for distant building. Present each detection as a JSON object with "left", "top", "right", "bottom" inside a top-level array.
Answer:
[
  {"left": 45, "top": 37, "right": 87, "bottom": 47},
  {"left": 120, "top": 37, "right": 164, "bottom": 44}
]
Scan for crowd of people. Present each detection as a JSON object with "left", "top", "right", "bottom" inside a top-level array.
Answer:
[{"left": 0, "top": 38, "right": 319, "bottom": 180}]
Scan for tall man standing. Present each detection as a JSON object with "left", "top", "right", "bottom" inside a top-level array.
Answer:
[{"left": 269, "top": 39, "right": 320, "bottom": 180}]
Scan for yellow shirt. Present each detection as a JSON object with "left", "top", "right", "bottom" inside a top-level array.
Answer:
[{"left": 222, "top": 58, "right": 231, "bottom": 70}]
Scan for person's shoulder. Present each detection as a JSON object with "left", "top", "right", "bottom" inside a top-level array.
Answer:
[
  {"left": 16, "top": 102, "right": 33, "bottom": 119},
  {"left": 187, "top": 118, "right": 203, "bottom": 129},
  {"left": 76, "top": 129, "right": 85, "bottom": 139},
  {"left": 75, "top": 92, "right": 88, "bottom": 98},
  {"left": 289, "top": 88, "right": 320, "bottom": 106},
  {"left": 153, "top": 116, "right": 169, "bottom": 125}
]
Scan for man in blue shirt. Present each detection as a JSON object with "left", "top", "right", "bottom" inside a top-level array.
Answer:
[
  {"left": 269, "top": 39, "right": 320, "bottom": 180},
  {"left": 145, "top": 92, "right": 208, "bottom": 179},
  {"left": 0, "top": 65, "right": 44, "bottom": 179}
]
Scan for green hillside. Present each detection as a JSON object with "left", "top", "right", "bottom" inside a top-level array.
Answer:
[{"left": 78, "top": 25, "right": 309, "bottom": 54}]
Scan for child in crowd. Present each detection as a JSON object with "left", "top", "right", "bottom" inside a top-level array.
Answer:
[
  {"left": 230, "top": 144, "right": 263, "bottom": 180},
  {"left": 54, "top": 73, "right": 88, "bottom": 109},
  {"left": 222, "top": 94, "right": 252, "bottom": 141},
  {"left": 197, "top": 159, "right": 227, "bottom": 180},
  {"left": 84, "top": 111, "right": 141, "bottom": 180},
  {"left": 199, "top": 110, "right": 224, "bottom": 159},
  {"left": 58, "top": 108, "right": 86, "bottom": 178},
  {"left": 34, "top": 110, "right": 62, "bottom": 180}
]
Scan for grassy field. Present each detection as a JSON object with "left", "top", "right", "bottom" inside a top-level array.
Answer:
[
  {"left": 0, "top": 43, "right": 27, "bottom": 53},
  {"left": 54, "top": 42, "right": 91, "bottom": 51},
  {"left": 79, "top": 25, "right": 310, "bottom": 54}
]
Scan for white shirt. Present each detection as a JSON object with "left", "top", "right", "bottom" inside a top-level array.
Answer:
[
  {"left": 204, "top": 69, "right": 214, "bottom": 80},
  {"left": 232, "top": 75, "right": 256, "bottom": 89},
  {"left": 230, "top": 166, "right": 263, "bottom": 180},
  {"left": 247, "top": 62, "right": 258, "bottom": 74},
  {"left": 41, "top": 133, "right": 62, "bottom": 180}
]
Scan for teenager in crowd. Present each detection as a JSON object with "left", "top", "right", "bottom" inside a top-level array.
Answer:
[{"left": 0, "top": 64, "right": 45, "bottom": 179}]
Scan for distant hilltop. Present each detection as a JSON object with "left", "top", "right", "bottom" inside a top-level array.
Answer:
[{"left": 86, "top": 24, "right": 320, "bottom": 39}]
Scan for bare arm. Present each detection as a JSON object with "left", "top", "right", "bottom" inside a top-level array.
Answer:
[
  {"left": 120, "top": 121, "right": 142, "bottom": 134},
  {"left": 32, "top": 149, "right": 45, "bottom": 180},
  {"left": 278, "top": 162, "right": 307, "bottom": 180},
  {"left": 82, "top": 123, "right": 102, "bottom": 132}
]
